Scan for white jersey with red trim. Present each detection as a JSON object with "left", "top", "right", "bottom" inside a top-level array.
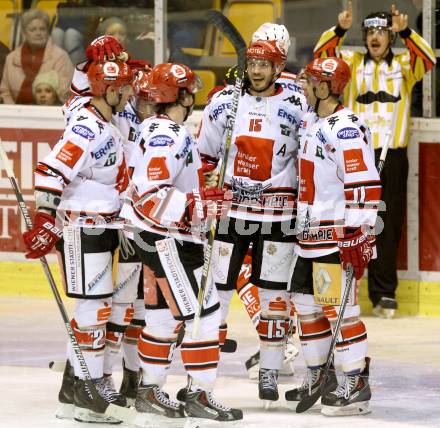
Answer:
[
  {"left": 197, "top": 82, "right": 307, "bottom": 222},
  {"left": 35, "top": 105, "right": 127, "bottom": 220},
  {"left": 295, "top": 106, "right": 381, "bottom": 258},
  {"left": 120, "top": 115, "right": 204, "bottom": 242},
  {"left": 63, "top": 63, "right": 141, "bottom": 162}
]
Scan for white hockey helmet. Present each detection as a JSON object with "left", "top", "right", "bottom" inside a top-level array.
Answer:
[{"left": 252, "top": 23, "right": 290, "bottom": 56}]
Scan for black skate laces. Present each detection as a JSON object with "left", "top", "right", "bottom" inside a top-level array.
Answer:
[
  {"left": 333, "top": 374, "right": 359, "bottom": 399},
  {"left": 94, "top": 377, "right": 123, "bottom": 402},
  {"left": 154, "top": 386, "right": 181, "bottom": 410},
  {"left": 260, "top": 369, "right": 278, "bottom": 390}
]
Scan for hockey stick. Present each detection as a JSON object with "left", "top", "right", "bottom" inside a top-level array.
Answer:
[
  {"left": 296, "top": 265, "right": 354, "bottom": 413},
  {"left": 296, "top": 133, "right": 390, "bottom": 413},
  {"left": 192, "top": 10, "right": 247, "bottom": 338},
  {"left": 0, "top": 141, "right": 139, "bottom": 425}
]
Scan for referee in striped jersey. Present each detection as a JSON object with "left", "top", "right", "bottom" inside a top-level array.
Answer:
[{"left": 313, "top": 1, "right": 436, "bottom": 318}]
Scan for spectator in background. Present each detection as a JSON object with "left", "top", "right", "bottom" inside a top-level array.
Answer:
[
  {"left": 32, "top": 70, "right": 61, "bottom": 106},
  {"left": 52, "top": 0, "right": 89, "bottom": 65},
  {"left": 0, "top": 41, "right": 10, "bottom": 103},
  {"left": 0, "top": 9, "right": 74, "bottom": 104},
  {"left": 314, "top": 2, "right": 436, "bottom": 318},
  {"left": 96, "top": 17, "right": 128, "bottom": 47}
]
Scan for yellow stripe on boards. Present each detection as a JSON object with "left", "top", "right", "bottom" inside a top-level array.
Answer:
[{"left": 0, "top": 261, "right": 64, "bottom": 297}]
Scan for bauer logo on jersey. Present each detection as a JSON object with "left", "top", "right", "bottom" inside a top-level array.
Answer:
[
  {"left": 56, "top": 141, "right": 84, "bottom": 168},
  {"left": 337, "top": 127, "right": 360, "bottom": 139},
  {"left": 343, "top": 148, "right": 368, "bottom": 173},
  {"left": 72, "top": 125, "right": 95, "bottom": 140},
  {"left": 149, "top": 134, "right": 174, "bottom": 147}
]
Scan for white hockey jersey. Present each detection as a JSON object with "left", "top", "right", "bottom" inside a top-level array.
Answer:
[
  {"left": 63, "top": 62, "right": 142, "bottom": 162},
  {"left": 35, "top": 104, "right": 128, "bottom": 221},
  {"left": 197, "top": 82, "right": 307, "bottom": 222},
  {"left": 120, "top": 115, "right": 204, "bottom": 242},
  {"left": 295, "top": 106, "right": 381, "bottom": 258}
]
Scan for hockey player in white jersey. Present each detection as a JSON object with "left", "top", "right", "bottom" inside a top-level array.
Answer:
[
  {"left": 286, "top": 57, "right": 381, "bottom": 416},
  {"left": 197, "top": 39, "right": 307, "bottom": 406},
  {"left": 61, "top": 36, "right": 156, "bottom": 405},
  {"left": 120, "top": 63, "right": 243, "bottom": 423},
  {"left": 23, "top": 60, "right": 135, "bottom": 423}
]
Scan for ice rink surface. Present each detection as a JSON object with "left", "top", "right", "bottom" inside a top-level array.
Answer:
[{"left": 1, "top": 296, "right": 440, "bottom": 428}]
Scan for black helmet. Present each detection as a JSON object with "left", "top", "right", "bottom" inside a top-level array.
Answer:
[{"left": 362, "top": 11, "right": 395, "bottom": 43}]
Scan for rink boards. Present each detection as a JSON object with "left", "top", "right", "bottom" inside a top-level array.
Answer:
[{"left": 0, "top": 105, "right": 439, "bottom": 316}]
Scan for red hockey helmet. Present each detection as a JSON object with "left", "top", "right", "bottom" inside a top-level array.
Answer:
[
  {"left": 304, "top": 57, "right": 350, "bottom": 95},
  {"left": 246, "top": 40, "right": 287, "bottom": 70},
  {"left": 87, "top": 60, "right": 134, "bottom": 97},
  {"left": 133, "top": 69, "right": 152, "bottom": 102},
  {"left": 146, "top": 63, "right": 202, "bottom": 104}
]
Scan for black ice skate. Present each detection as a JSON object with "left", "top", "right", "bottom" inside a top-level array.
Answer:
[
  {"left": 73, "top": 376, "right": 127, "bottom": 424},
  {"left": 321, "top": 358, "right": 371, "bottom": 416},
  {"left": 185, "top": 389, "right": 243, "bottom": 421},
  {"left": 372, "top": 297, "right": 398, "bottom": 319},
  {"left": 119, "top": 360, "right": 139, "bottom": 406},
  {"left": 55, "top": 359, "right": 75, "bottom": 420},
  {"left": 135, "top": 384, "right": 185, "bottom": 421},
  {"left": 258, "top": 368, "right": 279, "bottom": 409},
  {"left": 285, "top": 364, "right": 337, "bottom": 405}
]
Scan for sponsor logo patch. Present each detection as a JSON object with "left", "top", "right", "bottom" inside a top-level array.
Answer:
[
  {"left": 343, "top": 148, "right": 367, "bottom": 173},
  {"left": 56, "top": 141, "right": 84, "bottom": 168},
  {"left": 72, "top": 125, "right": 95, "bottom": 140},
  {"left": 149, "top": 134, "right": 174, "bottom": 147},
  {"left": 147, "top": 157, "right": 170, "bottom": 180},
  {"left": 337, "top": 127, "right": 360, "bottom": 139}
]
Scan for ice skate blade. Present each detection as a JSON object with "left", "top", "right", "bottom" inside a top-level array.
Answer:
[
  {"left": 184, "top": 417, "right": 243, "bottom": 427},
  {"left": 55, "top": 402, "right": 74, "bottom": 419},
  {"left": 262, "top": 400, "right": 273, "bottom": 410},
  {"left": 73, "top": 406, "right": 122, "bottom": 424},
  {"left": 126, "top": 397, "right": 136, "bottom": 408},
  {"left": 321, "top": 401, "right": 371, "bottom": 416},
  {"left": 133, "top": 412, "right": 186, "bottom": 428}
]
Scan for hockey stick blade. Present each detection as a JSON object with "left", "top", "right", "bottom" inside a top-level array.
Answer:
[{"left": 207, "top": 10, "right": 247, "bottom": 70}]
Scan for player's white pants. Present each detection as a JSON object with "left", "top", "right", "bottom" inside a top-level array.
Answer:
[
  {"left": 138, "top": 308, "right": 221, "bottom": 390},
  {"left": 292, "top": 293, "right": 368, "bottom": 373}
]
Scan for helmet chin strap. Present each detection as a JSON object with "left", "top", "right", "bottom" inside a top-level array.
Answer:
[
  {"left": 179, "top": 93, "right": 195, "bottom": 122},
  {"left": 312, "top": 83, "right": 331, "bottom": 115}
]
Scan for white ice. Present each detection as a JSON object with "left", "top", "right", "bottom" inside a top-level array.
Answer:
[{"left": 1, "top": 297, "right": 440, "bottom": 428}]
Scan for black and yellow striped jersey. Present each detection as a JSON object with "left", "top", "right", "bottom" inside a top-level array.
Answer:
[{"left": 314, "top": 26, "right": 436, "bottom": 149}]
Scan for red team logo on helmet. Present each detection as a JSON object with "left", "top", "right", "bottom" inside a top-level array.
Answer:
[
  {"left": 305, "top": 57, "right": 350, "bottom": 95},
  {"left": 146, "top": 63, "right": 202, "bottom": 104},
  {"left": 87, "top": 60, "right": 134, "bottom": 96}
]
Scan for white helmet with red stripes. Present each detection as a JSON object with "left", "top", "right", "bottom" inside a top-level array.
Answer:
[{"left": 252, "top": 23, "right": 290, "bottom": 56}]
